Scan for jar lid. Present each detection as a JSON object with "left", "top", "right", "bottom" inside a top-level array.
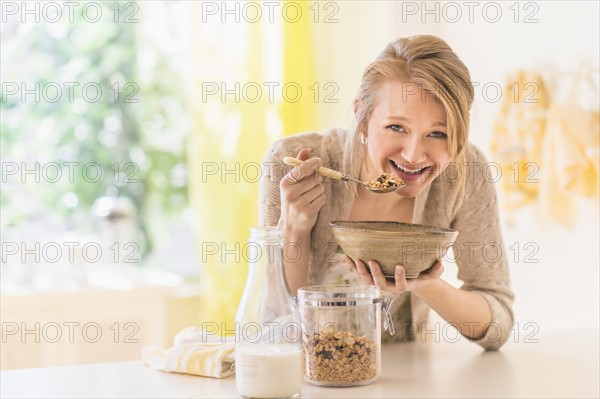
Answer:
[{"left": 297, "top": 284, "right": 381, "bottom": 307}]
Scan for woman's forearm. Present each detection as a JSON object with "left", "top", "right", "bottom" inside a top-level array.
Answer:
[
  {"left": 412, "top": 279, "right": 493, "bottom": 340},
  {"left": 281, "top": 230, "right": 311, "bottom": 296}
]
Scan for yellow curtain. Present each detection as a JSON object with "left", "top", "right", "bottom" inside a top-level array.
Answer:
[
  {"left": 187, "top": 1, "right": 318, "bottom": 331},
  {"left": 280, "top": 0, "right": 318, "bottom": 135}
]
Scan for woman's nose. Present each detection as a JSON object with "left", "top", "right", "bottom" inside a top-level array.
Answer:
[{"left": 400, "top": 137, "right": 426, "bottom": 165}]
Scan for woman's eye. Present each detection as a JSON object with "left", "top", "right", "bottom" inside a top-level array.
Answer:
[
  {"left": 429, "top": 131, "right": 448, "bottom": 139},
  {"left": 388, "top": 125, "right": 405, "bottom": 133}
]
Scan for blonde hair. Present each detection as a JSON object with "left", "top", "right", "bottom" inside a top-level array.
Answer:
[{"left": 343, "top": 35, "right": 474, "bottom": 197}]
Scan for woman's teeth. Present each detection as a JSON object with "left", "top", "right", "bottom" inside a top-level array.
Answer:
[{"left": 391, "top": 160, "right": 427, "bottom": 175}]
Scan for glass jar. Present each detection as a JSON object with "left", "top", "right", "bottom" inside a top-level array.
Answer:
[
  {"left": 297, "top": 284, "right": 388, "bottom": 387},
  {"left": 234, "top": 227, "right": 302, "bottom": 399}
]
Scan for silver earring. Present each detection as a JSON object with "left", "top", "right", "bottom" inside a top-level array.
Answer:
[{"left": 360, "top": 133, "right": 368, "bottom": 145}]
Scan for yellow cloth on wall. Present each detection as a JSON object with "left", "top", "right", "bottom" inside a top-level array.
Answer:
[
  {"left": 141, "top": 327, "right": 234, "bottom": 378},
  {"left": 540, "top": 103, "right": 600, "bottom": 227},
  {"left": 491, "top": 70, "right": 551, "bottom": 223},
  {"left": 492, "top": 68, "right": 600, "bottom": 228}
]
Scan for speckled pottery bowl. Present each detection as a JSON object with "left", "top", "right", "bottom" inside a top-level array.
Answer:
[{"left": 330, "top": 221, "right": 458, "bottom": 278}]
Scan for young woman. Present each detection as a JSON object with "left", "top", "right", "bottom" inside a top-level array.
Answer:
[{"left": 258, "top": 35, "right": 514, "bottom": 351}]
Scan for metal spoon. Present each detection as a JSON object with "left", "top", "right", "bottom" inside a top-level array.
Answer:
[{"left": 283, "top": 157, "right": 404, "bottom": 194}]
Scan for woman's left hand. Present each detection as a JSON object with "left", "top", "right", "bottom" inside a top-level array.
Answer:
[{"left": 345, "top": 256, "right": 443, "bottom": 295}]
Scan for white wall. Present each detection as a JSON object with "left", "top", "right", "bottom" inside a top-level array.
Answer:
[
  {"left": 416, "top": 1, "right": 600, "bottom": 332},
  {"left": 313, "top": 1, "right": 600, "bottom": 332}
]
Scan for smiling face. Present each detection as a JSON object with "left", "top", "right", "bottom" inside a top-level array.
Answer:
[{"left": 363, "top": 80, "right": 451, "bottom": 198}]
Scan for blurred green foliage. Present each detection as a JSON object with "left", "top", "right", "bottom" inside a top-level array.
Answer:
[{"left": 0, "top": 1, "right": 189, "bottom": 257}]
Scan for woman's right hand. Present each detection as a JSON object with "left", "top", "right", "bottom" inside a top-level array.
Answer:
[{"left": 279, "top": 148, "right": 326, "bottom": 237}]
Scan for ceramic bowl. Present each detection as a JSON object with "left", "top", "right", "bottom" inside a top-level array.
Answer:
[{"left": 329, "top": 221, "right": 458, "bottom": 278}]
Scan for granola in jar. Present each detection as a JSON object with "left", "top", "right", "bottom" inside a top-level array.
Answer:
[{"left": 302, "top": 329, "right": 378, "bottom": 385}]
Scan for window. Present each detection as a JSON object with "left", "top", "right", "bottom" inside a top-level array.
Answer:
[{"left": 1, "top": 1, "right": 196, "bottom": 289}]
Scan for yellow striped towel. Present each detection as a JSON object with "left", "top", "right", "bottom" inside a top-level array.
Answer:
[{"left": 141, "top": 326, "right": 235, "bottom": 378}]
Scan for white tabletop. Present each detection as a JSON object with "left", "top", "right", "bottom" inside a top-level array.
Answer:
[{"left": 1, "top": 328, "right": 598, "bottom": 398}]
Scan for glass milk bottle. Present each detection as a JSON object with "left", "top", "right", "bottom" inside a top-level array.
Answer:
[{"left": 234, "top": 227, "right": 302, "bottom": 398}]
